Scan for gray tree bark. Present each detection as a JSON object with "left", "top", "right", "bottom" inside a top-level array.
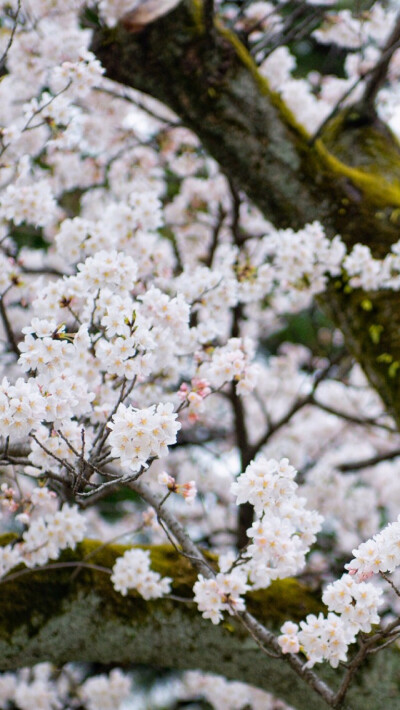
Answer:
[{"left": 2, "top": 538, "right": 400, "bottom": 710}]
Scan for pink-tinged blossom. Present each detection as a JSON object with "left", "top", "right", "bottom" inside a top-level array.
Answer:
[
  {"left": 178, "top": 377, "right": 211, "bottom": 420},
  {"left": 158, "top": 472, "right": 197, "bottom": 504}
]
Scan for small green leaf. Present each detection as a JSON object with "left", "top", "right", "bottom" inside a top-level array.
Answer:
[{"left": 369, "top": 324, "right": 384, "bottom": 345}]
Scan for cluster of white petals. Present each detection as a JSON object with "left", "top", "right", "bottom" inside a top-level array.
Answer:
[
  {"left": 111, "top": 548, "right": 171, "bottom": 598},
  {"left": 108, "top": 402, "right": 181, "bottom": 471},
  {"left": 0, "top": 664, "right": 130, "bottom": 710},
  {"left": 0, "top": 501, "right": 85, "bottom": 577},
  {"left": 79, "top": 669, "right": 131, "bottom": 710},
  {"left": 313, "top": 5, "right": 396, "bottom": 49},
  {"left": 179, "top": 670, "right": 294, "bottom": 710},
  {"left": 21, "top": 504, "right": 86, "bottom": 567},
  {"left": 193, "top": 568, "right": 249, "bottom": 624},
  {"left": 14, "top": 675, "right": 62, "bottom": 710},
  {"left": 0, "top": 180, "right": 57, "bottom": 227},
  {"left": 279, "top": 574, "right": 382, "bottom": 668},
  {"left": 199, "top": 337, "right": 260, "bottom": 395},
  {"left": 0, "top": 377, "right": 45, "bottom": 439},
  {"left": 263, "top": 222, "right": 345, "bottom": 299},
  {"left": 343, "top": 241, "right": 400, "bottom": 291},
  {"left": 232, "top": 457, "right": 323, "bottom": 589},
  {"left": 194, "top": 457, "right": 322, "bottom": 625},
  {"left": 346, "top": 515, "right": 400, "bottom": 581}
]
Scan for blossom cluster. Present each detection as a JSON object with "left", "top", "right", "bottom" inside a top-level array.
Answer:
[
  {"left": 0, "top": 664, "right": 131, "bottom": 710},
  {"left": 232, "top": 457, "right": 323, "bottom": 589},
  {"left": 177, "top": 377, "right": 211, "bottom": 421},
  {"left": 193, "top": 457, "right": 322, "bottom": 624},
  {"left": 110, "top": 548, "right": 172, "bottom": 598},
  {"left": 179, "top": 670, "right": 294, "bottom": 710},
  {"left": 0, "top": 377, "right": 45, "bottom": 439},
  {"left": 199, "top": 337, "right": 260, "bottom": 395},
  {"left": 193, "top": 567, "right": 249, "bottom": 625},
  {"left": 0, "top": 501, "right": 86, "bottom": 577},
  {"left": 343, "top": 242, "right": 400, "bottom": 292},
  {"left": 108, "top": 402, "right": 181, "bottom": 471},
  {"left": 17, "top": 320, "right": 95, "bottom": 428},
  {"left": 346, "top": 515, "right": 400, "bottom": 582},
  {"left": 279, "top": 573, "right": 382, "bottom": 668},
  {"left": 0, "top": 180, "right": 57, "bottom": 228},
  {"left": 262, "top": 222, "right": 345, "bottom": 298},
  {"left": 79, "top": 669, "right": 131, "bottom": 710}
]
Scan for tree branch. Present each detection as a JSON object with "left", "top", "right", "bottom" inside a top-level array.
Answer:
[{"left": 360, "top": 11, "right": 400, "bottom": 114}]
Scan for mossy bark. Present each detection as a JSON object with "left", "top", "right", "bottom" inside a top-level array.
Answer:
[
  {"left": 1, "top": 538, "right": 400, "bottom": 710},
  {"left": 91, "top": 0, "right": 400, "bottom": 426}
]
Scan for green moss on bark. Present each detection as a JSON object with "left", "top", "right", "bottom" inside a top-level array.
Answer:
[{"left": 1, "top": 535, "right": 400, "bottom": 708}]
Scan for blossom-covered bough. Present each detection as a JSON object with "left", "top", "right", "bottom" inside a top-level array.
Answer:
[{"left": 2, "top": 0, "right": 400, "bottom": 708}]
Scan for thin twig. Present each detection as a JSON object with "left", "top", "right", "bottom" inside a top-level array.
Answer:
[
  {"left": 367, "top": 632, "right": 400, "bottom": 655},
  {"left": 361, "top": 11, "right": 400, "bottom": 111},
  {"left": 380, "top": 571, "right": 400, "bottom": 598},
  {"left": 0, "top": 294, "right": 19, "bottom": 357},
  {"left": 29, "top": 434, "right": 75, "bottom": 477},
  {"left": 311, "top": 400, "right": 396, "bottom": 432},
  {"left": 339, "top": 447, "right": 400, "bottom": 472},
  {"left": 0, "top": 0, "right": 22, "bottom": 72},
  {"left": 249, "top": 354, "right": 343, "bottom": 460},
  {"left": 92, "top": 86, "right": 180, "bottom": 127},
  {"left": 0, "top": 560, "right": 111, "bottom": 586}
]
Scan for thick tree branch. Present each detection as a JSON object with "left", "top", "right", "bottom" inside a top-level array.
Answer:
[{"left": 1, "top": 535, "right": 400, "bottom": 709}]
